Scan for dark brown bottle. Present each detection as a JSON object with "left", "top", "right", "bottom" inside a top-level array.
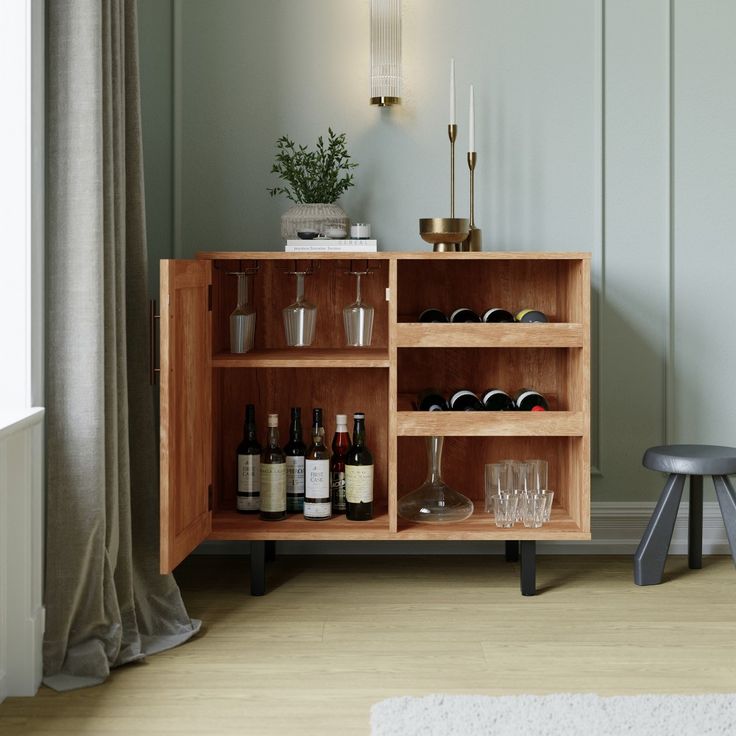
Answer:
[
  {"left": 283, "top": 407, "right": 306, "bottom": 513},
  {"left": 345, "top": 413, "right": 373, "bottom": 521},
  {"left": 304, "top": 408, "right": 331, "bottom": 520},
  {"left": 236, "top": 404, "right": 261, "bottom": 513}
]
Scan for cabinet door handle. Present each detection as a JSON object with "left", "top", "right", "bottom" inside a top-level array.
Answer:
[{"left": 149, "top": 298, "right": 160, "bottom": 385}]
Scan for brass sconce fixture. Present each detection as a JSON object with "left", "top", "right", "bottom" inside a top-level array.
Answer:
[{"left": 370, "top": 0, "right": 401, "bottom": 106}]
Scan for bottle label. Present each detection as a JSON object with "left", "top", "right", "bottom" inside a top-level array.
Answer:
[
  {"left": 237, "top": 454, "right": 259, "bottom": 494},
  {"left": 331, "top": 470, "right": 346, "bottom": 510},
  {"left": 285, "top": 456, "right": 305, "bottom": 498},
  {"left": 304, "top": 501, "right": 332, "bottom": 518},
  {"left": 345, "top": 464, "right": 374, "bottom": 503},
  {"left": 260, "top": 463, "right": 286, "bottom": 512},
  {"left": 305, "top": 458, "right": 330, "bottom": 500}
]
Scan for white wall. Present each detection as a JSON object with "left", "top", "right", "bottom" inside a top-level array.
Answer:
[{"left": 138, "top": 0, "right": 736, "bottom": 509}]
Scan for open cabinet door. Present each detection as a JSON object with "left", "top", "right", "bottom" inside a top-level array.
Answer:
[{"left": 160, "top": 259, "right": 213, "bottom": 572}]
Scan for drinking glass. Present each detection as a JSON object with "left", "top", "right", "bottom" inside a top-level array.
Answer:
[
  {"left": 343, "top": 271, "right": 374, "bottom": 347},
  {"left": 539, "top": 489, "right": 554, "bottom": 522},
  {"left": 283, "top": 271, "right": 316, "bottom": 347},
  {"left": 229, "top": 271, "right": 256, "bottom": 353},
  {"left": 522, "top": 491, "right": 546, "bottom": 528},
  {"left": 526, "top": 459, "right": 549, "bottom": 492},
  {"left": 484, "top": 463, "right": 510, "bottom": 512},
  {"left": 492, "top": 492, "right": 518, "bottom": 528}
]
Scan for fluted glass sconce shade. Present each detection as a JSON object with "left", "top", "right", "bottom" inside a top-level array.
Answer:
[{"left": 370, "top": 0, "right": 401, "bottom": 106}]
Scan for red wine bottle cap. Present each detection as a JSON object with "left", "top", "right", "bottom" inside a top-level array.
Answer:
[{"left": 531, "top": 405, "right": 546, "bottom": 412}]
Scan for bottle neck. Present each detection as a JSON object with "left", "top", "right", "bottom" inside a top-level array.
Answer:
[
  {"left": 267, "top": 427, "right": 280, "bottom": 448},
  {"left": 352, "top": 419, "right": 366, "bottom": 448},
  {"left": 245, "top": 408, "right": 256, "bottom": 440},
  {"left": 290, "top": 415, "right": 302, "bottom": 442},
  {"left": 426, "top": 436, "right": 443, "bottom": 484},
  {"left": 332, "top": 430, "right": 350, "bottom": 454}
]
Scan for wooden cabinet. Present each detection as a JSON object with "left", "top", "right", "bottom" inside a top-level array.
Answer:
[{"left": 160, "top": 251, "right": 591, "bottom": 593}]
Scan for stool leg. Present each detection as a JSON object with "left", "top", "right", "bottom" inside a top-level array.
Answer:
[
  {"left": 505, "top": 540, "right": 519, "bottom": 562},
  {"left": 688, "top": 475, "right": 703, "bottom": 569},
  {"left": 250, "top": 541, "right": 266, "bottom": 596},
  {"left": 520, "top": 541, "right": 536, "bottom": 596},
  {"left": 634, "top": 473, "right": 685, "bottom": 585},
  {"left": 713, "top": 475, "right": 736, "bottom": 566}
]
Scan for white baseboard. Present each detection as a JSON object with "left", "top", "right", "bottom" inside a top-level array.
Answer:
[{"left": 194, "top": 501, "right": 730, "bottom": 557}]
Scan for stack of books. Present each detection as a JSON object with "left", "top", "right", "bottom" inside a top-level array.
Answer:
[{"left": 285, "top": 239, "right": 378, "bottom": 253}]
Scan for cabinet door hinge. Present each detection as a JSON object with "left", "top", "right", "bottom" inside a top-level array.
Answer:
[
  {"left": 208, "top": 284, "right": 213, "bottom": 311},
  {"left": 208, "top": 484, "right": 213, "bottom": 511}
]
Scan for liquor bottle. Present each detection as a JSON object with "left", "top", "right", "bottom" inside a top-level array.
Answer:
[
  {"left": 284, "top": 407, "right": 306, "bottom": 513},
  {"left": 448, "top": 389, "right": 484, "bottom": 411},
  {"left": 345, "top": 412, "right": 374, "bottom": 521},
  {"left": 330, "top": 414, "right": 351, "bottom": 514},
  {"left": 418, "top": 308, "right": 448, "bottom": 323},
  {"left": 480, "top": 388, "right": 514, "bottom": 411},
  {"left": 304, "top": 408, "right": 332, "bottom": 521},
  {"left": 236, "top": 404, "right": 261, "bottom": 513},
  {"left": 482, "top": 307, "right": 514, "bottom": 323},
  {"left": 515, "top": 308, "right": 548, "bottom": 323},
  {"left": 260, "top": 413, "right": 287, "bottom": 521},
  {"left": 449, "top": 307, "right": 481, "bottom": 323},
  {"left": 514, "top": 388, "right": 549, "bottom": 411},
  {"left": 417, "top": 389, "right": 448, "bottom": 412}
]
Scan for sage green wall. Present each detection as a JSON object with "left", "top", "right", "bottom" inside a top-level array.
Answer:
[{"left": 138, "top": 0, "right": 736, "bottom": 503}]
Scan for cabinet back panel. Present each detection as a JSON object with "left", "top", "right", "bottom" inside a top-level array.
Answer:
[
  {"left": 214, "top": 367, "right": 389, "bottom": 512},
  {"left": 397, "top": 347, "right": 574, "bottom": 411},
  {"left": 396, "top": 436, "right": 577, "bottom": 514},
  {"left": 212, "top": 259, "right": 389, "bottom": 353},
  {"left": 397, "top": 259, "right": 581, "bottom": 323}
]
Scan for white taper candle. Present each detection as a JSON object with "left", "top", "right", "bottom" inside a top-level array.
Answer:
[
  {"left": 450, "top": 58, "right": 456, "bottom": 125},
  {"left": 469, "top": 84, "right": 475, "bottom": 151}
]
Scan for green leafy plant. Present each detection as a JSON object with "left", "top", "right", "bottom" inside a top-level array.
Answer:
[{"left": 268, "top": 128, "right": 358, "bottom": 204}]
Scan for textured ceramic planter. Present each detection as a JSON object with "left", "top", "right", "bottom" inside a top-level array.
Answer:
[{"left": 281, "top": 203, "right": 350, "bottom": 241}]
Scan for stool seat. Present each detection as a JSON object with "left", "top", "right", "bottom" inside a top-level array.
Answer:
[{"left": 643, "top": 444, "right": 736, "bottom": 476}]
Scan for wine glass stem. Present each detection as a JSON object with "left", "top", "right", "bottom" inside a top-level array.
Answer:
[
  {"left": 355, "top": 273, "right": 362, "bottom": 305},
  {"left": 237, "top": 273, "right": 250, "bottom": 310},
  {"left": 296, "top": 273, "right": 305, "bottom": 304}
]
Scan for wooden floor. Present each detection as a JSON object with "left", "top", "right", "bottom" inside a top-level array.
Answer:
[{"left": 2, "top": 554, "right": 736, "bottom": 735}]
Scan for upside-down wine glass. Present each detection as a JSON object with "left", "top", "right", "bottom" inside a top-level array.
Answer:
[
  {"left": 343, "top": 270, "right": 374, "bottom": 347},
  {"left": 283, "top": 270, "right": 317, "bottom": 347},
  {"left": 229, "top": 271, "right": 256, "bottom": 354}
]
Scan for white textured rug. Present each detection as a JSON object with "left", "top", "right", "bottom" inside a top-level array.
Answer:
[{"left": 371, "top": 694, "right": 736, "bottom": 736}]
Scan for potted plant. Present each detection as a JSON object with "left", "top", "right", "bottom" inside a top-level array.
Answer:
[{"left": 268, "top": 128, "right": 358, "bottom": 240}]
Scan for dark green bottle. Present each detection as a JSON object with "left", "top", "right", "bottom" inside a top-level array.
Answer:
[{"left": 345, "top": 412, "right": 374, "bottom": 521}]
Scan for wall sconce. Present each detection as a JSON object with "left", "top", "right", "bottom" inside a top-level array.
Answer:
[{"left": 370, "top": 0, "right": 402, "bottom": 106}]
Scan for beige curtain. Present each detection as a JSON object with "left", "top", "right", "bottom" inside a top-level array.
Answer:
[{"left": 44, "top": 0, "right": 199, "bottom": 690}]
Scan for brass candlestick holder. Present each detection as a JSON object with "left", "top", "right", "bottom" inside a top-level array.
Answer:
[
  {"left": 449, "top": 123, "right": 457, "bottom": 217},
  {"left": 462, "top": 151, "right": 482, "bottom": 251}
]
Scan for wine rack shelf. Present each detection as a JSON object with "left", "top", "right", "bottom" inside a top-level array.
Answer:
[
  {"left": 159, "top": 251, "right": 591, "bottom": 577},
  {"left": 212, "top": 348, "right": 390, "bottom": 369},
  {"left": 395, "top": 410, "right": 585, "bottom": 437},
  {"left": 394, "top": 322, "right": 584, "bottom": 348}
]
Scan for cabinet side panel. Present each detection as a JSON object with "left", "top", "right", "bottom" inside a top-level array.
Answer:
[{"left": 160, "top": 259, "right": 212, "bottom": 572}]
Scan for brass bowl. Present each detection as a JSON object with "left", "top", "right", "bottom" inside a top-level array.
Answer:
[{"left": 419, "top": 217, "right": 470, "bottom": 252}]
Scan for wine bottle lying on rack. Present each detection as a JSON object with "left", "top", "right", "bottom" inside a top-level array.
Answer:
[
  {"left": 481, "top": 388, "right": 515, "bottom": 411},
  {"left": 448, "top": 389, "right": 484, "bottom": 411},
  {"left": 418, "top": 308, "right": 448, "bottom": 323},
  {"left": 482, "top": 308, "right": 514, "bottom": 323},
  {"left": 449, "top": 307, "right": 481, "bottom": 323},
  {"left": 514, "top": 388, "right": 549, "bottom": 411},
  {"left": 515, "top": 308, "right": 548, "bottom": 323},
  {"left": 417, "top": 389, "right": 448, "bottom": 412}
]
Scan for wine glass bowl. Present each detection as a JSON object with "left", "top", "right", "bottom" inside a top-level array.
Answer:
[
  {"left": 343, "top": 270, "right": 374, "bottom": 347},
  {"left": 229, "top": 271, "right": 256, "bottom": 354},
  {"left": 283, "top": 271, "right": 317, "bottom": 347}
]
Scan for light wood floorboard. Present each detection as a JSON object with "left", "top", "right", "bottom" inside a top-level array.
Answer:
[{"left": 2, "top": 555, "right": 736, "bottom": 735}]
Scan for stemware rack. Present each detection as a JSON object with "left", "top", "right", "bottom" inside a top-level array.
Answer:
[{"left": 159, "top": 251, "right": 591, "bottom": 595}]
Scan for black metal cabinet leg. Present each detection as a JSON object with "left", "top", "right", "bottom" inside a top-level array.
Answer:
[
  {"left": 505, "top": 540, "right": 519, "bottom": 562},
  {"left": 520, "top": 541, "right": 536, "bottom": 596},
  {"left": 713, "top": 475, "right": 736, "bottom": 566},
  {"left": 634, "top": 473, "right": 686, "bottom": 585},
  {"left": 265, "top": 540, "right": 276, "bottom": 563},
  {"left": 250, "top": 541, "right": 266, "bottom": 596},
  {"left": 688, "top": 475, "right": 703, "bottom": 569}
]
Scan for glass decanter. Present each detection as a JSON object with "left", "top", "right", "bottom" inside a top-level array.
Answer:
[
  {"left": 229, "top": 272, "right": 256, "bottom": 353},
  {"left": 398, "top": 436, "right": 474, "bottom": 523},
  {"left": 343, "top": 271, "right": 374, "bottom": 347},
  {"left": 283, "top": 271, "right": 316, "bottom": 347}
]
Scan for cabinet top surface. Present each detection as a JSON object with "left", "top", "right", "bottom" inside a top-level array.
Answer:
[{"left": 195, "top": 251, "right": 591, "bottom": 261}]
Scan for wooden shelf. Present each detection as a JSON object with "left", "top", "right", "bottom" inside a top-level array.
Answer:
[
  {"left": 394, "top": 507, "right": 590, "bottom": 540},
  {"left": 395, "top": 410, "right": 585, "bottom": 437},
  {"left": 395, "top": 322, "right": 584, "bottom": 348},
  {"left": 211, "top": 509, "right": 391, "bottom": 540},
  {"left": 212, "top": 348, "right": 390, "bottom": 368}
]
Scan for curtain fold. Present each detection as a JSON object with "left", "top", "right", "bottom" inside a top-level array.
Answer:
[{"left": 44, "top": 0, "right": 200, "bottom": 691}]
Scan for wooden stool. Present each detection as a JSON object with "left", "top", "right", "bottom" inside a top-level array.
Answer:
[{"left": 634, "top": 445, "right": 736, "bottom": 585}]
